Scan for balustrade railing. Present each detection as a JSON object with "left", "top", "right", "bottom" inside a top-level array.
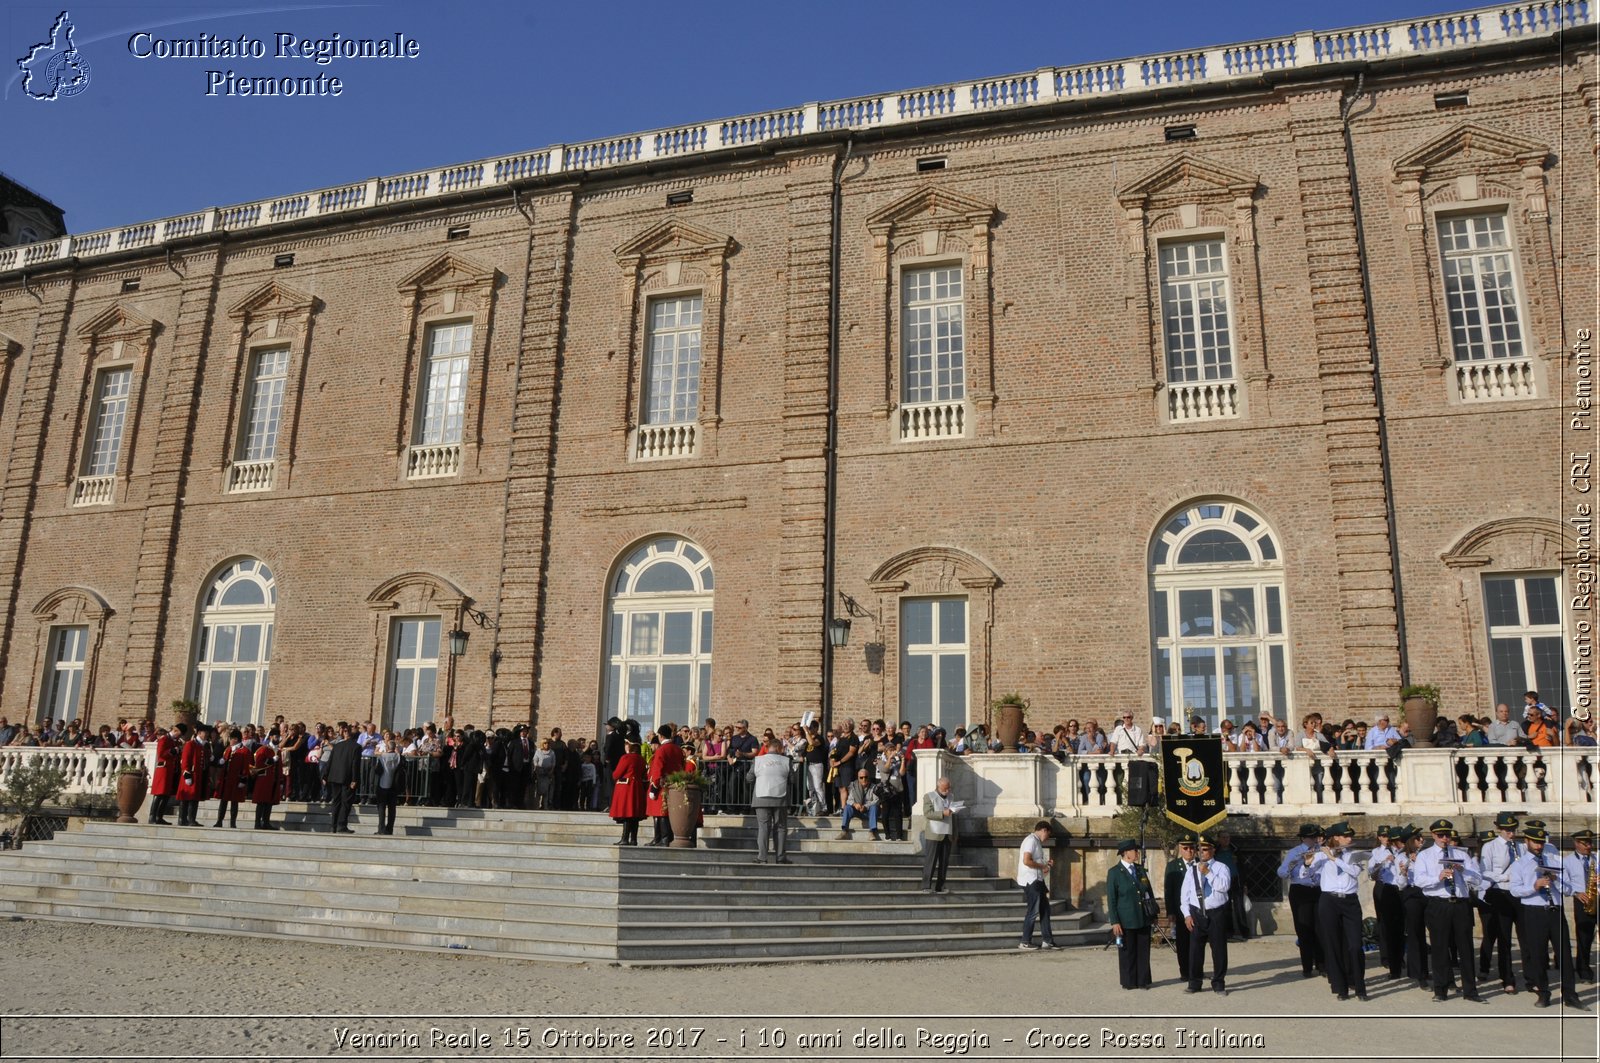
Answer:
[
  {"left": 1, "top": 3, "right": 1589, "bottom": 278},
  {"left": 71, "top": 475, "right": 115, "bottom": 507},
  {"left": 226, "top": 459, "right": 276, "bottom": 493},
  {"left": 899, "top": 400, "right": 966, "bottom": 441},
  {"left": 405, "top": 442, "right": 461, "bottom": 480},
  {"left": 1168, "top": 380, "right": 1239, "bottom": 421},
  {"left": 633, "top": 422, "right": 697, "bottom": 461},
  {"left": 912, "top": 746, "right": 1597, "bottom": 821},
  {"left": 0, "top": 746, "right": 153, "bottom": 797},
  {"left": 1456, "top": 356, "right": 1537, "bottom": 402}
]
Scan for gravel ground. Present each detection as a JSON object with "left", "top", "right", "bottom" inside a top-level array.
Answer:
[{"left": 0, "top": 919, "right": 1594, "bottom": 1062}]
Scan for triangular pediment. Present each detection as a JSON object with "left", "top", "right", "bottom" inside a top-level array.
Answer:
[
  {"left": 227, "top": 280, "right": 316, "bottom": 320},
  {"left": 1118, "top": 153, "right": 1259, "bottom": 206},
  {"left": 613, "top": 219, "right": 733, "bottom": 263},
  {"left": 397, "top": 252, "right": 497, "bottom": 294},
  {"left": 1393, "top": 123, "right": 1549, "bottom": 178},
  {"left": 75, "top": 303, "right": 154, "bottom": 339},
  {"left": 865, "top": 187, "right": 996, "bottom": 232}
]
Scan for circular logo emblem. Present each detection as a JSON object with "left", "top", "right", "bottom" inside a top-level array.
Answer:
[{"left": 44, "top": 50, "right": 92, "bottom": 98}]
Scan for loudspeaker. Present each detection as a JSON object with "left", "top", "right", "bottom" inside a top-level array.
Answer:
[{"left": 1126, "top": 761, "right": 1159, "bottom": 807}]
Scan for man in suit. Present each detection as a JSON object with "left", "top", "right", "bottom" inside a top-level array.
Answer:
[
  {"left": 1165, "top": 836, "right": 1195, "bottom": 982},
  {"left": 920, "top": 776, "right": 959, "bottom": 893},
  {"left": 751, "top": 736, "right": 791, "bottom": 864},
  {"left": 323, "top": 722, "right": 361, "bottom": 834},
  {"left": 1107, "top": 838, "right": 1156, "bottom": 989}
]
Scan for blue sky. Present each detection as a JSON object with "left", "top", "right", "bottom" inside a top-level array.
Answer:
[{"left": 4, "top": 0, "right": 1485, "bottom": 235}]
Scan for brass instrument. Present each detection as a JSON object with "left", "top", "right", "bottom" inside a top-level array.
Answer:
[{"left": 1584, "top": 861, "right": 1598, "bottom": 916}]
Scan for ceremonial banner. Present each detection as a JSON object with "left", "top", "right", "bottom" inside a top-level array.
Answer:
[{"left": 1159, "top": 735, "right": 1228, "bottom": 833}]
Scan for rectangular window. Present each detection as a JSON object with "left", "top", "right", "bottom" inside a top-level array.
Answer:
[
  {"left": 43, "top": 625, "right": 88, "bottom": 723},
  {"left": 901, "top": 266, "right": 965, "bottom": 404},
  {"left": 1159, "top": 239, "right": 1234, "bottom": 383},
  {"left": 644, "top": 295, "right": 703, "bottom": 425},
  {"left": 385, "top": 617, "right": 440, "bottom": 733},
  {"left": 84, "top": 367, "right": 132, "bottom": 477},
  {"left": 240, "top": 347, "right": 289, "bottom": 462},
  {"left": 1483, "top": 574, "right": 1567, "bottom": 714},
  {"left": 899, "top": 597, "right": 968, "bottom": 730},
  {"left": 418, "top": 323, "right": 471, "bottom": 445},
  {"left": 1438, "top": 214, "right": 1524, "bottom": 362}
]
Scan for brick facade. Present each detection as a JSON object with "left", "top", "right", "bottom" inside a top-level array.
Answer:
[{"left": 0, "top": 23, "right": 1592, "bottom": 745}]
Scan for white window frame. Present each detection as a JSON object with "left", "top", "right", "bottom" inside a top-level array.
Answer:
[
  {"left": 41, "top": 625, "right": 88, "bottom": 724},
  {"left": 1159, "top": 236, "right": 1239, "bottom": 422},
  {"left": 899, "top": 596, "right": 969, "bottom": 731},
  {"left": 239, "top": 346, "right": 289, "bottom": 462},
  {"left": 1482, "top": 571, "right": 1568, "bottom": 713},
  {"left": 633, "top": 293, "right": 703, "bottom": 461},
  {"left": 384, "top": 616, "right": 442, "bottom": 733},
  {"left": 1150, "top": 502, "right": 1290, "bottom": 729},
  {"left": 74, "top": 366, "right": 131, "bottom": 505},
  {"left": 417, "top": 321, "right": 472, "bottom": 447},
  {"left": 1437, "top": 211, "right": 1527, "bottom": 364},
  {"left": 604, "top": 538, "right": 713, "bottom": 732},
  {"left": 190, "top": 559, "right": 276, "bottom": 729}
]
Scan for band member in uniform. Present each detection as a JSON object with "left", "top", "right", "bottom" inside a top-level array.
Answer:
[
  {"left": 1309, "top": 821, "right": 1367, "bottom": 1000},
  {"left": 1477, "top": 811, "right": 1521, "bottom": 994},
  {"left": 1398, "top": 825, "right": 1433, "bottom": 988},
  {"left": 1165, "top": 836, "right": 1195, "bottom": 982},
  {"left": 645, "top": 724, "right": 685, "bottom": 846},
  {"left": 1180, "top": 835, "right": 1231, "bottom": 995},
  {"left": 1106, "top": 839, "right": 1156, "bottom": 990},
  {"left": 1368, "top": 825, "right": 1406, "bottom": 981},
  {"left": 1509, "top": 823, "right": 1586, "bottom": 1008},
  {"left": 609, "top": 740, "right": 647, "bottom": 846},
  {"left": 214, "top": 729, "right": 251, "bottom": 828},
  {"left": 1564, "top": 828, "right": 1597, "bottom": 983},
  {"left": 149, "top": 722, "right": 182, "bottom": 825},
  {"left": 1414, "top": 819, "right": 1485, "bottom": 1002},
  {"left": 1277, "top": 823, "right": 1324, "bottom": 978},
  {"left": 174, "top": 724, "right": 207, "bottom": 826},
  {"left": 251, "top": 738, "right": 282, "bottom": 830}
]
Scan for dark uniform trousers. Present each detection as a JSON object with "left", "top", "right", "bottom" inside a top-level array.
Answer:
[
  {"left": 1425, "top": 897, "right": 1478, "bottom": 996},
  {"left": 1518, "top": 905, "right": 1577, "bottom": 999},
  {"left": 1401, "top": 886, "right": 1432, "bottom": 982},
  {"left": 1373, "top": 881, "right": 1405, "bottom": 978},
  {"left": 1172, "top": 917, "right": 1192, "bottom": 980},
  {"left": 1118, "top": 926, "right": 1152, "bottom": 990},
  {"left": 1317, "top": 892, "right": 1366, "bottom": 996},
  {"left": 1187, "top": 907, "right": 1230, "bottom": 990},
  {"left": 1480, "top": 887, "right": 1517, "bottom": 987},
  {"left": 1288, "top": 883, "right": 1324, "bottom": 975}
]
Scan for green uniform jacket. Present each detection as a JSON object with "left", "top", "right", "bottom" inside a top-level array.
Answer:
[
  {"left": 1107, "top": 859, "right": 1155, "bottom": 930},
  {"left": 1164, "top": 856, "right": 1189, "bottom": 917}
]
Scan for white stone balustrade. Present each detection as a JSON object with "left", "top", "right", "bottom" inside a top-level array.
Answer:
[
  {"left": 405, "top": 442, "right": 461, "bottom": 480},
  {"left": 226, "top": 459, "right": 275, "bottom": 493},
  {"left": 1168, "top": 380, "right": 1239, "bottom": 421},
  {"left": 633, "top": 422, "right": 697, "bottom": 461},
  {"left": 911, "top": 746, "right": 1597, "bottom": 822},
  {"left": 899, "top": 400, "right": 966, "bottom": 441},
  {"left": 71, "top": 475, "right": 115, "bottom": 507},
  {"left": 1456, "top": 356, "right": 1537, "bottom": 401},
  {"left": 3, "top": 4, "right": 1585, "bottom": 279},
  {"left": 0, "top": 745, "right": 154, "bottom": 798}
]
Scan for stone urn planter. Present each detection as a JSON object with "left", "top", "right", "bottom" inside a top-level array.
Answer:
[
  {"left": 116, "top": 766, "right": 149, "bottom": 823},
  {"left": 993, "top": 694, "right": 1028, "bottom": 753},
  {"left": 1401, "top": 684, "right": 1440, "bottom": 749},
  {"left": 169, "top": 697, "right": 200, "bottom": 733},
  {"left": 664, "top": 771, "right": 706, "bottom": 849}
]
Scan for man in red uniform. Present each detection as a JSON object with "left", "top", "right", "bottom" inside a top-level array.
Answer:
[
  {"left": 251, "top": 739, "right": 283, "bottom": 830},
  {"left": 175, "top": 724, "right": 208, "bottom": 826},
  {"left": 646, "top": 724, "right": 685, "bottom": 847},
  {"left": 213, "top": 729, "right": 252, "bottom": 828},
  {"left": 609, "top": 740, "right": 647, "bottom": 845},
  {"left": 149, "top": 722, "right": 183, "bottom": 825}
]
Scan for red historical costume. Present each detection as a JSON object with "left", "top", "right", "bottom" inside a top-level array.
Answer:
[
  {"left": 610, "top": 751, "right": 647, "bottom": 822},
  {"left": 176, "top": 738, "right": 206, "bottom": 801},
  {"left": 646, "top": 740, "right": 685, "bottom": 819},
  {"left": 151, "top": 732, "right": 180, "bottom": 797}
]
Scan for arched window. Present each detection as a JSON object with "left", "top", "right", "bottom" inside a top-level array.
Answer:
[
  {"left": 191, "top": 559, "right": 276, "bottom": 727},
  {"left": 604, "top": 537, "right": 712, "bottom": 732},
  {"left": 1150, "top": 502, "right": 1289, "bottom": 728}
]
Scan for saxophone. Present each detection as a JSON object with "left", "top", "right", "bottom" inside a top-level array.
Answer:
[{"left": 1585, "top": 860, "right": 1598, "bottom": 916}]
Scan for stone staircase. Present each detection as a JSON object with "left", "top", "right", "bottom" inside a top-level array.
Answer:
[{"left": 0, "top": 805, "right": 1096, "bottom": 965}]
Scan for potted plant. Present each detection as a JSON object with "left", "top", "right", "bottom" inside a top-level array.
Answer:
[
  {"left": 663, "top": 770, "right": 708, "bottom": 848},
  {"left": 1400, "top": 683, "right": 1441, "bottom": 748},
  {"left": 0, "top": 761, "right": 69, "bottom": 848},
  {"left": 169, "top": 697, "right": 201, "bottom": 731},
  {"left": 115, "top": 762, "right": 149, "bottom": 823},
  {"left": 993, "top": 693, "right": 1028, "bottom": 752}
]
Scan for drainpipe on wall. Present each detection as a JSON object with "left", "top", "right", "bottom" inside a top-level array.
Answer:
[
  {"left": 820, "top": 137, "right": 855, "bottom": 733},
  {"left": 1340, "top": 72, "right": 1411, "bottom": 686}
]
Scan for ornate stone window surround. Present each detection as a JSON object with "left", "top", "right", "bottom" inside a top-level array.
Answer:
[
  {"left": 866, "top": 188, "right": 998, "bottom": 444},
  {"left": 1118, "top": 153, "right": 1266, "bottom": 426},
  {"left": 613, "top": 219, "right": 734, "bottom": 463},
  {"left": 365, "top": 571, "right": 471, "bottom": 726},
  {"left": 394, "top": 252, "right": 499, "bottom": 481},
  {"left": 67, "top": 304, "right": 157, "bottom": 508},
  {"left": 1392, "top": 123, "right": 1556, "bottom": 405},
  {"left": 27, "top": 587, "right": 112, "bottom": 727},
  {"left": 219, "top": 281, "right": 317, "bottom": 495},
  {"left": 861, "top": 545, "right": 999, "bottom": 729}
]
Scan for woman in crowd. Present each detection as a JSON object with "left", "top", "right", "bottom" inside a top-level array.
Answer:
[
  {"left": 373, "top": 731, "right": 404, "bottom": 835},
  {"left": 609, "top": 740, "right": 647, "bottom": 845},
  {"left": 1140, "top": 721, "right": 1166, "bottom": 755}
]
